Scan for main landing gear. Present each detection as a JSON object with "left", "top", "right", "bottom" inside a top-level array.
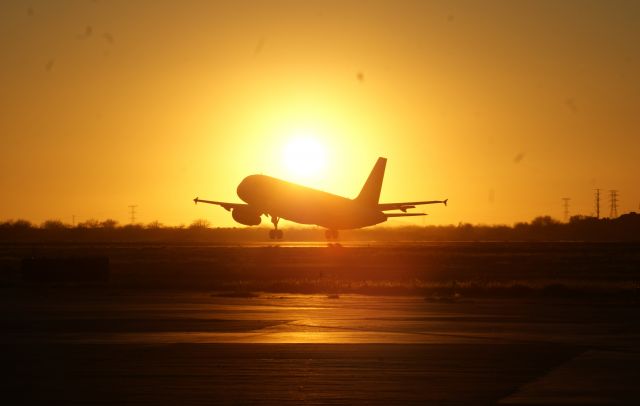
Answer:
[
  {"left": 268, "top": 215, "right": 283, "bottom": 240},
  {"left": 325, "top": 229, "right": 339, "bottom": 240},
  {"left": 325, "top": 229, "right": 341, "bottom": 247}
]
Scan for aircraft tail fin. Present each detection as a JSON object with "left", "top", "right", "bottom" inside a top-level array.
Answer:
[{"left": 355, "top": 157, "right": 387, "bottom": 206}]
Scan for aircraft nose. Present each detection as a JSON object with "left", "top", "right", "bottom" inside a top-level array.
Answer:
[{"left": 237, "top": 175, "right": 257, "bottom": 203}]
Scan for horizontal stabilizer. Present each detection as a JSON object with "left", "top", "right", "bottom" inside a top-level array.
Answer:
[
  {"left": 385, "top": 213, "right": 427, "bottom": 218},
  {"left": 379, "top": 199, "right": 447, "bottom": 211}
]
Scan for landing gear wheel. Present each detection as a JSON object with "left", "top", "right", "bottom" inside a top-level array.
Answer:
[
  {"left": 325, "top": 229, "right": 339, "bottom": 240},
  {"left": 269, "top": 215, "right": 282, "bottom": 240}
]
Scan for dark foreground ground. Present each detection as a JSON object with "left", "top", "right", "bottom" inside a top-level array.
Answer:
[{"left": 0, "top": 242, "right": 639, "bottom": 405}]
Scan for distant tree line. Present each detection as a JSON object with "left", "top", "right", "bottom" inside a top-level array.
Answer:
[{"left": 0, "top": 213, "right": 639, "bottom": 242}]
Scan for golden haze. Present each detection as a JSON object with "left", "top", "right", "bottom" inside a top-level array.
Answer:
[{"left": 1, "top": 1, "right": 639, "bottom": 226}]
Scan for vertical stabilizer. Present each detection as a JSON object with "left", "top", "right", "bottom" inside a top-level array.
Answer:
[{"left": 355, "top": 157, "right": 387, "bottom": 206}]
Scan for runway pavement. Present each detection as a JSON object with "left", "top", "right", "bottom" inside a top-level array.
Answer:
[{"left": 1, "top": 291, "right": 638, "bottom": 405}]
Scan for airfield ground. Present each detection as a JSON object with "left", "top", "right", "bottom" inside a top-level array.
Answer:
[{"left": 0, "top": 242, "right": 638, "bottom": 405}]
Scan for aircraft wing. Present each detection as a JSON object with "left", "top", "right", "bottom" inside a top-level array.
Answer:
[
  {"left": 379, "top": 199, "right": 448, "bottom": 212},
  {"left": 193, "top": 197, "right": 248, "bottom": 212}
]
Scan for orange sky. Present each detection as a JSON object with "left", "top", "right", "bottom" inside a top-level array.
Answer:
[{"left": 1, "top": 0, "right": 639, "bottom": 227}]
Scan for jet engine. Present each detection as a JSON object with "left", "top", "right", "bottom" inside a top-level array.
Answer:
[{"left": 232, "top": 207, "right": 262, "bottom": 226}]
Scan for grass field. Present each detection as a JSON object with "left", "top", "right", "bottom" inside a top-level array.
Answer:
[{"left": 1, "top": 242, "right": 638, "bottom": 299}]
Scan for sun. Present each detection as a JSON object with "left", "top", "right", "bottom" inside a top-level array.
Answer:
[{"left": 281, "top": 133, "right": 327, "bottom": 180}]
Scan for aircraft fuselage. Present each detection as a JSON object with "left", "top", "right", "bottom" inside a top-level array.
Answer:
[{"left": 237, "top": 175, "right": 386, "bottom": 230}]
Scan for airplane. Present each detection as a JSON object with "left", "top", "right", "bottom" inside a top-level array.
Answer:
[{"left": 194, "top": 157, "right": 447, "bottom": 239}]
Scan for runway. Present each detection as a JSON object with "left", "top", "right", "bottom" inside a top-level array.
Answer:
[{"left": 2, "top": 291, "right": 638, "bottom": 405}]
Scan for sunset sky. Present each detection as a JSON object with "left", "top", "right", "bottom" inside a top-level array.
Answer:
[{"left": 1, "top": 0, "right": 639, "bottom": 227}]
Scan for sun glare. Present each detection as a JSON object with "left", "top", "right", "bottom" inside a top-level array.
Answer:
[{"left": 281, "top": 134, "right": 327, "bottom": 181}]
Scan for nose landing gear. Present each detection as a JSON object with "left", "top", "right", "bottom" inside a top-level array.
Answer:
[{"left": 268, "top": 215, "right": 283, "bottom": 239}]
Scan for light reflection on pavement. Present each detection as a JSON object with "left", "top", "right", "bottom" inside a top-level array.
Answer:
[
  {"left": 3, "top": 293, "right": 638, "bottom": 349},
  {"left": 3, "top": 291, "right": 640, "bottom": 405}
]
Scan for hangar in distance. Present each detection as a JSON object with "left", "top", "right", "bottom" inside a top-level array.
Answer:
[{"left": 194, "top": 157, "right": 447, "bottom": 239}]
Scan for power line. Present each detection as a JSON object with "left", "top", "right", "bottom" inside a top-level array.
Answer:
[
  {"left": 562, "top": 198, "right": 570, "bottom": 222},
  {"left": 594, "top": 189, "right": 600, "bottom": 219},
  {"left": 609, "top": 190, "right": 618, "bottom": 218},
  {"left": 128, "top": 205, "right": 138, "bottom": 224}
]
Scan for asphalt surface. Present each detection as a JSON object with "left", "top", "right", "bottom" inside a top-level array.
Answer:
[{"left": 1, "top": 291, "right": 638, "bottom": 405}]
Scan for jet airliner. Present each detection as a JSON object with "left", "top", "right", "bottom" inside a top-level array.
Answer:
[{"left": 194, "top": 157, "right": 447, "bottom": 239}]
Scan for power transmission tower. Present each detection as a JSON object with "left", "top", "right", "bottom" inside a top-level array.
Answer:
[
  {"left": 128, "top": 205, "right": 138, "bottom": 224},
  {"left": 594, "top": 189, "right": 600, "bottom": 219},
  {"left": 609, "top": 190, "right": 618, "bottom": 218},
  {"left": 562, "top": 198, "right": 570, "bottom": 222}
]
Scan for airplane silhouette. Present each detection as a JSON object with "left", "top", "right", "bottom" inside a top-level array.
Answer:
[{"left": 194, "top": 157, "right": 447, "bottom": 239}]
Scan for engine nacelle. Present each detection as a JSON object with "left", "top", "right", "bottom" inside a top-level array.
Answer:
[{"left": 232, "top": 207, "right": 262, "bottom": 226}]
